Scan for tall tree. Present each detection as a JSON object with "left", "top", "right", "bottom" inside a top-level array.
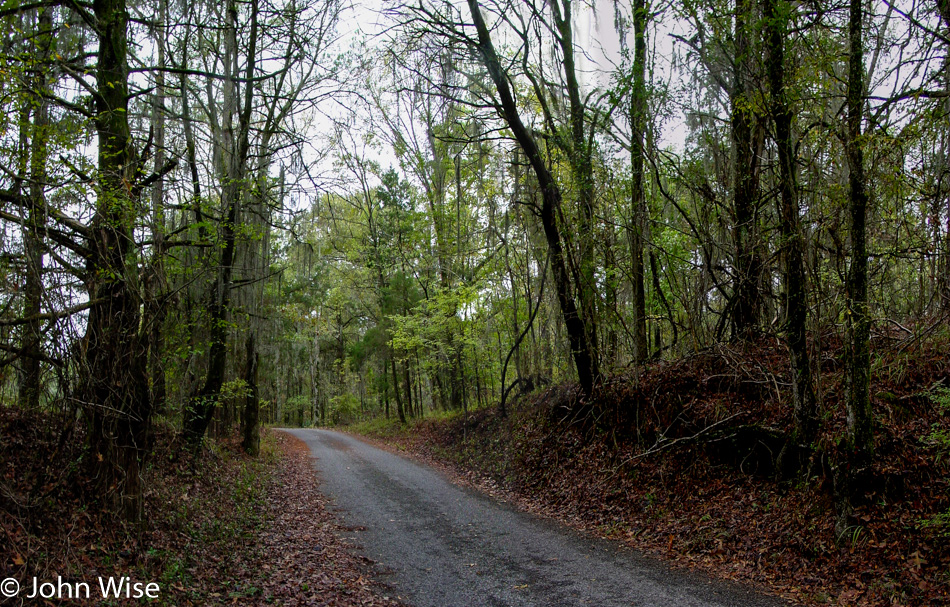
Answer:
[
  {"left": 81, "top": 0, "right": 153, "bottom": 521},
  {"left": 729, "top": 0, "right": 764, "bottom": 339},
  {"left": 465, "top": 0, "right": 600, "bottom": 396},
  {"left": 145, "top": 0, "right": 169, "bottom": 417},
  {"left": 549, "top": 0, "right": 600, "bottom": 373},
  {"left": 937, "top": 0, "right": 950, "bottom": 312},
  {"left": 182, "top": 0, "right": 340, "bottom": 444},
  {"left": 17, "top": 7, "right": 54, "bottom": 410},
  {"left": 628, "top": 0, "right": 650, "bottom": 363},
  {"left": 845, "top": 0, "right": 873, "bottom": 459},
  {"left": 183, "top": 0, "right": 260, "bottom": 445},
  {"left": 368, "top": 59, "right": 468, "bottom": 411},
  {"left": 764, "top": 0, "right": 817, "bottom": 445}
]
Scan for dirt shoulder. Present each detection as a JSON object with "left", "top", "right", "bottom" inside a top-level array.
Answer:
[{"left": 255, "top": 431, "right": 404, "bottom": 606}]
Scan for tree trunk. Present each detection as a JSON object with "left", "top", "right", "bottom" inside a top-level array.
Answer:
[
  {"left": 184, "top": 0, "right": 259, "bottom": 446},
  {"left": 242, "top": 332, "right": 260, "bottom": 456},
  {"left": 18, "top": 7, "right": 53, "bottom": 410},
  {"left": 938, "top": 1, "right": 950, "bottom": 312},
  {"left": 472, "top": 342, "right": 483, "bottom": 408},
  {"left": 467, "top": 0, "right": 599, "bottom": 396},
  {"left": 403, "top": 361, "right": 413, "bottom": 418},
  {"left": 82, "top": 0, "right": 152, "bottom": 523},
  {"left": 845, "top": 0, "right": 873, "bottom": 460},
  {"left": 391, "top": 357, "right": 406, "bottom": 424},
  {"left": 146, "top": 0, "right": 168, "bottom": 416},
  {"left": 629, "top": 0, "right": 649, "bottom": 364},
  {"left": 730, "top": 0, "right": 763, "bottom": 339},
  {"left": 603, "top": 230, "right": 619, "bottom": 363},
  {"left": 765, "top": 0, "right": 817, "bottom": 445},
  {"left": 551, "top": 0, "right": 599, "bottom": 373}
]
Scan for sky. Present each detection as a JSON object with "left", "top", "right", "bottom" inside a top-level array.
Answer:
[{"left": 319, "top": 0, "right": 690, "bottom": 197}]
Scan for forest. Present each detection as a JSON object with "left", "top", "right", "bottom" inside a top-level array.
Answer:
[{"left": 1, "top": 0, "right": 950, "bottom": 604}]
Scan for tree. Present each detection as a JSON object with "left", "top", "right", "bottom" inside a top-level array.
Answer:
[
  {"left": 367, "top": 56, "right": 470, "bottom": 411},
  {"left": 935, "top": 0, "right": 950, "bottom": 311},
  {"left": 183, "top": 0, "right": 260, "bottom": 445},
  {"left": 464, "top": 0, "right": 600, "bottom": 397},
  {"left": 764, "top": 0, "right": 817, "bottom": 446},
  {"left": 628, "top": 0, "right": 650, "bottom": 363},
  {"left": 80, "top": 0, "right": 157, "bottom": 522},
  {"left": 145, "top": 0, "right": 170, "bottom": 418},
  {"left": 729, "top": 0, "right": 765, "bottom": 339},
  {"left": 16, "top": 7, "right": 54, "bottom": 411},
  {"left": 548, "top": 0, "right": 601, "bottom": 374},
  {"left": 181, "top": 0, "right": 341, "bottom": 444},
  {"left": 845, "top": 0, "right": 873, "bottom": 460},
  {"left": 242, "top": 331, "right": 260, "bottom": 455}
]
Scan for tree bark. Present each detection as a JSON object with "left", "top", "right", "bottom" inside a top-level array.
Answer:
[
  {"left": 82, "top": 0, "right": 152, "bottom": 522},
  {"left": 845, "top": 0, "right": 873, "bottom": 459},
  {"left": 146, "top": 0, "right": 168, "bottom": 416},
  {"left": 629, "top": 0, "right": 649, "bottom": 363},
  {"left": 403, "top": 360, "right": 413, "bottom": 418},
  {"left": 765, "top": 0, "right": 817, "bottom": 445},
  {"left": 730, "top": 0, "right": 763, "bottom": 339},
  {"left": 242, "top": 332, "right": 260, "bottom": 456},
  {"left": 938, "top": 1, "right": 950, "bottom": 312},
  {"left": 18, "top": 7, "right": 53, "bottom": 410},
  {"left": 550, "top": 0, "right": 599, "bottom": 371},
  {"left": 391, "top": 357, "right": 406, "bottom": 424}
]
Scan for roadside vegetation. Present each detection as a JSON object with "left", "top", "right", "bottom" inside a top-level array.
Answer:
[
  {"left": 0, "top": 412, "right": 399, "bottom": 606},
  {"left": 2, "top": 1, "right": 950, "bottom": 606},
  {"left": 0, "top": 406, "right": 272, "bottom": 605},
  {"left": 352, "top": 334, "right": 950, "bottom": 607}
]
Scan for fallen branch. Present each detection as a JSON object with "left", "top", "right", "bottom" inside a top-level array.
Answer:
[{"left": 613, "top": 413, "right": 742, "bottom": 471}]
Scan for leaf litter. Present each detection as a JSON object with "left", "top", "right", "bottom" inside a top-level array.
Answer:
[
  {"left": 359, "top": 336, "right": 950, "bottom": 607},
  {"left": 0, "top": 410, "right": 403, "bottom": 607}
]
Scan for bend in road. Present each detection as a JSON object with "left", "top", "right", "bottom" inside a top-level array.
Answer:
[{"left": 284, "top": 428, "right": 790, "bottom": 607}]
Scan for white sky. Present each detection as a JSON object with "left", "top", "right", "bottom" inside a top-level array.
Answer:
[{"left": 320, "top": 0, "right": 688, "bottom": 196}]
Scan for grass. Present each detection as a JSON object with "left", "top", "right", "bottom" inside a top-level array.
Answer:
[{"left": 349, "top": 406, "right": 470, "bottom": 438}]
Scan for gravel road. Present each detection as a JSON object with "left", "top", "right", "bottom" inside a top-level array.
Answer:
[{"left": 284, "top": 428, "right": 790, "bottom": 607}]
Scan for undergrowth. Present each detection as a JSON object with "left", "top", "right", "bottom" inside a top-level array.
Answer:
[{"left": 0, "top": 408, "right": 277, "bottom": 606}]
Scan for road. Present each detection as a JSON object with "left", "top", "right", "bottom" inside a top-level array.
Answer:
[{"left": 284, "top": 428, "right": 789, "bottom": 607}]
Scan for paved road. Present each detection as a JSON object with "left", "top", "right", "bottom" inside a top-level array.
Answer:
[{"left": 284, "top": 428, "right": 789, "bottom": 607}]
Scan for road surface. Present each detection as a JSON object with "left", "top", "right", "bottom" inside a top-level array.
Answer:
[{"left": 284, "top": 428, "right": 789, "bottom": 607}]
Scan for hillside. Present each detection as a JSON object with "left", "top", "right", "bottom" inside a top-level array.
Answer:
[{"left": 355, "top": 336, "right": 950, "bottom": 607}]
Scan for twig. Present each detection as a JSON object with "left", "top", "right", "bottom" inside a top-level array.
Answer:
[
  {"left": 613, "top": 413, "right": 742, "bottom": 471},
  {"left": 886, "top": 317, "right": 912, "bottom": 335},
  {"left": 897, "top": 311, "right": 950, "bottom": 354}
]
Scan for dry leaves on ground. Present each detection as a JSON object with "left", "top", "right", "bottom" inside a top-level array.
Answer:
[{"left": 244, "top": 432, "right": 405, "bottom": 607}]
